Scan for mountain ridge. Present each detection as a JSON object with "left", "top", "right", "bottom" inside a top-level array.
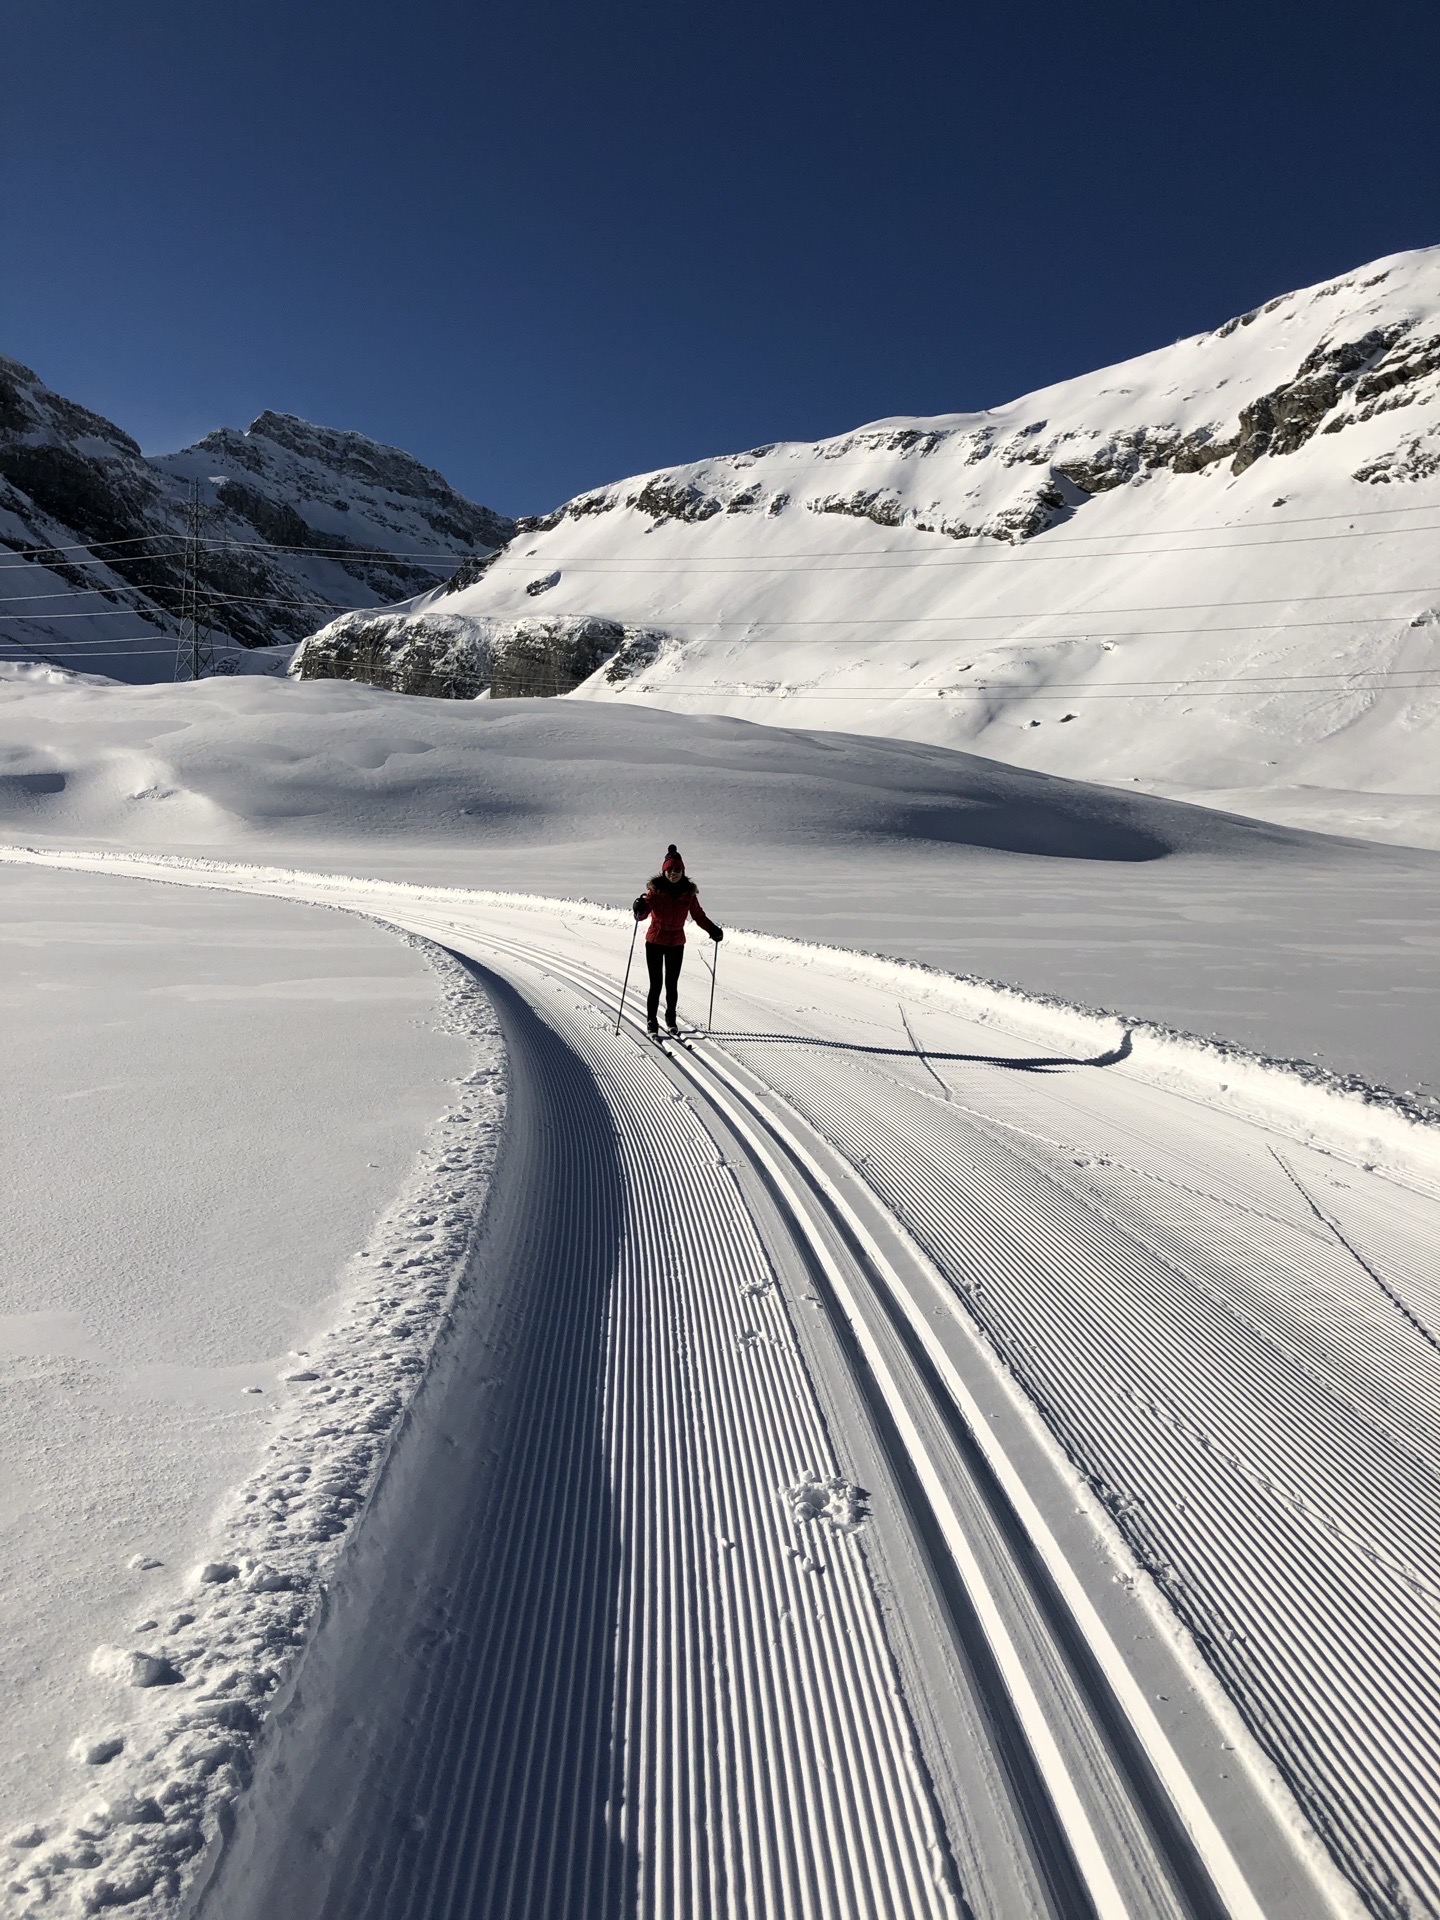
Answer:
[{"left": 0, "top": 358, "right": 513, "bottom": 677}]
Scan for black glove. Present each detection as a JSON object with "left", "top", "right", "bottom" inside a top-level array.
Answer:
[
  {"left": 633, "top": 896, "right": 648, "bottom": 919},
  {"left": 711, "top": 926, "right": 724, "bottom": 942}
]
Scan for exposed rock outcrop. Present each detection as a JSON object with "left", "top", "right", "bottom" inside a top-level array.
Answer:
[
  {"left": 1227, "top": 328, "right": 1402, "bottom": 473},
  {"left": 1354, "top": 429, "right": 1440, "bottom": 484},
  {"left": 292, "top": 609, "right": 668, "bottom": 700},
  {"left": 805, "top": 475, "right": 1074, "bottom": 544},
  {"left": 293, "top": 613, "right": 490, "bottom": 699},
  {"left": 489, "top": 617, "right": 627, "bottom": 697}
]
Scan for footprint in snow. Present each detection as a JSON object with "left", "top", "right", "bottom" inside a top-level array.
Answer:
[{"left": 785, "top": 1470, "right": 869, "bottom": 1534}]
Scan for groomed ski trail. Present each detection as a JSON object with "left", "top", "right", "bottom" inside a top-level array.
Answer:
[{"left": 5, "top": 849, "right": 1436, "bottom": 1920}]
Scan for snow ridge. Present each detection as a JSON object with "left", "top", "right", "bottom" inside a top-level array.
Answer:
[{"left": 0, "top": 937, "right": 506, "bottom": 1919}]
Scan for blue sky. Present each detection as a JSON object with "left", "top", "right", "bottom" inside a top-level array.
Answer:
[{"left": 5, "top": 0, "right": 1437, "bottom": 514}]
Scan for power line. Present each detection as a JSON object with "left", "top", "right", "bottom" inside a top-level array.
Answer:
[
  {"left": 1, "top": 653, "right": 1430, "bottom": 698},
  {"left": 655, "top": 682, "right": 1440, "bottom": 702},
  {"left": 0, "top": 541, "right": 467, "bottom": 571},
  {"left": 21, "top": 610, "right": 1440, "bottom": 677},
  {"left": 6, "top": 627, "right": 1436, "bottom": 698},
  {"left": 660, "top": 667, "right": 1440, "bottom": 690},
  {"left": 6, "top": 580, "right": 1440, "bottom": 628},
  {"left": 197, "top": 517, "right": 1440, "bottom": 561},
  {"left": 0, "top": 586, "right": 344, "bottom": 609},
  {"left": 4, "top": 491, "right": 1440, "bottom": 564},
  {"left": 13, "top": 611, "right": 1440, "bottom": 654},
  {"left": 0, "top": 600, "right": 325, "bottom": 621},
  {"left": 3, "top": 501, "right": 1440, "bottom": 575},
  {"left": 0, "top": 643, "right": 282, "bottom": 661},
  {"left": 497, "top": 529, "right": 1440, "bottom": 574},
  {"left": 0, "top": 531, "right": 183, "bottom": 557},
  {"left": 0, "top": 531, "right": 458, "bottom": 562},
  {"left": 824, "top": 501, "right": 1440, "bottom": 542},
  {"left": 131, "top": 519, "right": 1440, "bottom": 568}
]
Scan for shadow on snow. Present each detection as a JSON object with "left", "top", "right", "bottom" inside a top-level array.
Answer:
[
  {"left": 206, "top": 960, "right": 634, "bottom": 1920},
  {"left": 711, "top": 1028, "right": 1134, "bottom": 1074}
]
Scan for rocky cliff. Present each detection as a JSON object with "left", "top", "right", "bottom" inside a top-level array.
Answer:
[{"left": 292, "top": 609, "right": 666, "bottom": 700}]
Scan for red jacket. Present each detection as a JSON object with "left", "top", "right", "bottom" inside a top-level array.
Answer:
[{"left": 635, "top": 876, "right": 720, "bottom": 946}]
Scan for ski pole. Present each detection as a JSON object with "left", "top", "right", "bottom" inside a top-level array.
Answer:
[
  {"left": 615, "top": 920, "right": 639, "bottom": 1034},
  {"left": 707, "top": 939, "right": 719, "bottom": 1034}
]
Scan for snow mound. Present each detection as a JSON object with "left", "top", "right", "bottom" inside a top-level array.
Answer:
[{"left": 0, "top": 668, "right": 1335, "bottom": 862}]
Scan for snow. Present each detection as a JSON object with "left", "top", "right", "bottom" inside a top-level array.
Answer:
[
  {"left": 331, "top": 244, "right": 1440, "bottom": 848},
  {"left": 0, "top": 865, "right": 503, "bottom": 1911},
  {"left": 1, "top": 643, "right": 1438, "bottom": 1913},
  {"left": 72, "top": 870, "right": 1416, "bottom": 1920},
  {"left": 3, "top": 668, "right": 1438, "bottom": 1098}
]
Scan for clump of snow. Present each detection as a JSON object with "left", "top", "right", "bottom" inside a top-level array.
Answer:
[{"left": 0, "top": 937, "right": 505, "bottom": 1920}]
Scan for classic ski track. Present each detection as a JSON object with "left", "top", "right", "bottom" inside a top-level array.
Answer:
[
  {"left": 681, "top": 974, "right": 1440, "bottom": 1920},
  {"left": 417, "top": 918, "right": 1433, "bottom": 1920},
  {"left": 453, "top": 938, "right": 1149, "bottom": 1920},
  {"left": 454, "top": 925, "right": 1291, "bottom": 1920},
  {"left": 9, "top": 851, "right": 1438, "bottom": 1920},
  {"left": 433, "top": 949, "right": 966, "bottom": 1920},
  {"left": 210, "top": 927, "right": 971, "bottom": 1920}
]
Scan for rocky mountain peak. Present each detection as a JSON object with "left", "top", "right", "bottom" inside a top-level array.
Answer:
[
  {"left": 0, "top": 354, "right": 145, "bottom": 463},
  {"left": 227, "top": 409, "right": 465, "bottom": 502}
]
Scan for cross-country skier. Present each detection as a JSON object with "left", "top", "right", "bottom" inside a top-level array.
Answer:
[{"left": 632, "top": 845, "right": 723, "bottom": 1034}]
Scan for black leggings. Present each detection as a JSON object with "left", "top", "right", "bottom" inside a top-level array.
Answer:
[{"left": 645, "top": 944, "right": 684, "bottom": 1025}]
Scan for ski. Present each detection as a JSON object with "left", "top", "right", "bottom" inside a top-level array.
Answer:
[{"left": 649, "top": 1027, "right": 697, "bottom": 1052}]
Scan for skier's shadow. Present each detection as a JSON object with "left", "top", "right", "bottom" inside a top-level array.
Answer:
[{"left": 711, "top": 1028, "right": 1134, "bottom": 1074}]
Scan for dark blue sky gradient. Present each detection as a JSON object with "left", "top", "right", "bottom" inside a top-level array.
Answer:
[{"left": 4, "top": 0, "right": 1438, "bottom": 513}]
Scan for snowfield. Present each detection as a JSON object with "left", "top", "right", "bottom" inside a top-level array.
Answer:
[
  {"left": 2, "top": 658, "right": 1439, "bottom": 1915},
  {"left": 3, "top": 851, "right": 1436, "bottom": 1920},
  {"left": 299, "top": 245, "right": 1440, "bottom": 848},
  {"left": 3, "top": 670, "right": 1438, "bottom": 1096}
]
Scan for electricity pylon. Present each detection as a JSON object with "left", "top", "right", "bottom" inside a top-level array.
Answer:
[{"left": 173, "top": 480, "right": 215, "bottom": 681}]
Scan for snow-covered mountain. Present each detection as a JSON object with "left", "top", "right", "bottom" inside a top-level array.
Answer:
[
  {"left": 301, "top": 245, "right": 1440, "bottom": 843},
  {"left": 0, "top": 357, "right": 513, "bottom": 680}
]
